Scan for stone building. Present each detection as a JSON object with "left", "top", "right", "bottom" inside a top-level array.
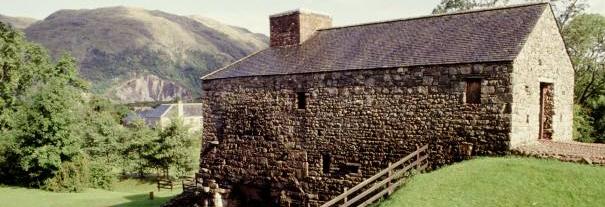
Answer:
[
  {"left": 124, "top": 101, "right": 203, "bottom": 131},
  {"left": 198, "top": 3, "right": 573, "bottom": 206}
]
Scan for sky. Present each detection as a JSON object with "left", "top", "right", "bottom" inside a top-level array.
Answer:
[{"left": 0, "top": 0, "right": 603, "bottom": 35}]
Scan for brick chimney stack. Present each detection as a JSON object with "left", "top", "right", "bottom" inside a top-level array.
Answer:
[{"left": 269, "top": 9, "right": 332, "bottom": 47}]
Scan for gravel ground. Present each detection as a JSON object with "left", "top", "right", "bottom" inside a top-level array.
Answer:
[{"left": 513, "top": 140, "right": 605, "bottom": 165}]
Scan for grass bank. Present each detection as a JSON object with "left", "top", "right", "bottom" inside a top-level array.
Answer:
[{"left": 378, "top": 157, "right": 605, "bottom": 207}]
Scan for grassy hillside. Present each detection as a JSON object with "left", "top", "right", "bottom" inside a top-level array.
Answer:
[
  {"left": 0, "top": 179, "right": 180, "bottom": 207},
  {"left": 378, "top": 157, "right": 605, "bottom": 207},
  {"left": 24, "top": 7, "right": 267, "bottom": 101}
]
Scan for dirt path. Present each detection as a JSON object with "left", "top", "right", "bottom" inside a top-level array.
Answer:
[{"left": 513, "top": 140, "right": 605, "bottom": 165}]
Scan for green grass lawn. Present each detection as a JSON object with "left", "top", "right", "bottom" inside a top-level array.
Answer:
[
  {"left": 0, "top": 179, "right": 180, "bottom": 207},
  {"left": 378, "top": 157, "right": 605, "bottom": 207}
]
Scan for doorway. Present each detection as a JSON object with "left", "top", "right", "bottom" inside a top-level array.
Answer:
[{"left": 539, "top": 83, "right": 554, "bottom": 140}]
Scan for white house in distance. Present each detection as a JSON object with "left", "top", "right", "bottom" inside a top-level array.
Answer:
[{"left": 125, "top": 101, "right": 203, "bottom": 131}]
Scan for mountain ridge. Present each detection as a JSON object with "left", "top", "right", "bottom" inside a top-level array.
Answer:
[
  {"left": 3, "top": 7, "right": 268, "bottom": 103},
  {"left": 0, "top": 14, "right": 38, "bottom": 29}
]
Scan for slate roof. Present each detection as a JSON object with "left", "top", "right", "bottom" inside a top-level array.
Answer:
[
  {"left": 202, "top": 3, "right": 548, "bottom": 80},
  {"left": 123, "top": 103, "right": 203, "bottom": 124},
  {"left": 146, "top": 104, "right": 172, "bottom": 118}
]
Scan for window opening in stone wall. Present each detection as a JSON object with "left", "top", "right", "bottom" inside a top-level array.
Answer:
[
  {"left": 322, "top": 153, "right": 331, "bottom": 174},
  {"left": 465, "top": 79, "right": 482, "bottom": 104},
  {"left": 297, "top": 92, "right": 307, "bottom": 109},
  {"left": 343, "top": 163, "right": 361, "bottom": 174}
]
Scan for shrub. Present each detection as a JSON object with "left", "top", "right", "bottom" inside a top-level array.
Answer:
[
  {"left": 42, "top": 155, "right": 89, "bottom": 192},
  {"left": 573, "top": 104, "right": 595, "bottom": 142},
  {"left": 149, "top": 119, "right": 195, "bottom": 178},
  {"left": 88, "top": 160, "right": 115, "bottom": 190}
]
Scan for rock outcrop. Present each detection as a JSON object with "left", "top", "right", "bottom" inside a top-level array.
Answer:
[{"left": 108, "top": 74, "right": 191, "bottom": 103}]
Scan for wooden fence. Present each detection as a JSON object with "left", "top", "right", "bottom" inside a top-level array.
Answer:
[
  {"left": 320, "top": 144, "right": 429, "bottom": 207},
  {"left": 157, "top": 179, "right": 174, "bottom": 191},
  {"left": 182, "top": 173, "right": 204, "bottom": 193}
]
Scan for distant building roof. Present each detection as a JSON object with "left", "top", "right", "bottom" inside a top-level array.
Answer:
[
  {"left": 123, "top": 103, "right": 203, "bottom": 124},
  {"left": 146, "top": 104, "right": 172, "bottom": 118},
  {"left": 202, "top": 3, "right": 548, "bottom": 80}
]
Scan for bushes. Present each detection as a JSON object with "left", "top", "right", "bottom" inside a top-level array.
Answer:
[
  {"left": 0, "top": 22, "right": 115, "bottom": 192},
  {"left": 0, "top": 22, "right": 198, "bottom": 192},
  {"left": 120, "top": 118, "right": 196, "bottom": 179},
  {"left": 574, "top": 104, "right": 595, "bottom": 142},
  {"left": 2, "top": 60, "right": 87, "bottom": 189},
  {"left": 121, "top": 119, "right": 157, "bottom": 177},
  {"left": 42, "top": 155, "right": 89, "bottom": 192},
  {"left": 151, "top": 119, "right": 196, "bottom": 178},
  {"left": 88, "top": 161, "right": 115, "bottom": 190}
]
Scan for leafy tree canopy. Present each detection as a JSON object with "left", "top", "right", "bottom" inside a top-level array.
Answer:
[{"left": 563, "top": 14, "right": 605, "bottom": 104}]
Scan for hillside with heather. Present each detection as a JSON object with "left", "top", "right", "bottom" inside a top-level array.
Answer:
[{"left": 17, "top": 7, "right": 267, "bottom": 102}]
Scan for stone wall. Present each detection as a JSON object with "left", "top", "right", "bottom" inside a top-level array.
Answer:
[
  {"left": 510, "top": 7, "right": 574, "bottom": 146},
  {"left": 200, "top": 62, "right": 513, "bottom": 206}
]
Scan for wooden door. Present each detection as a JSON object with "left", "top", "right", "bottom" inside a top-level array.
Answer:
[{"left": 539, "top": 83, "right": 554, "bottom": 140}]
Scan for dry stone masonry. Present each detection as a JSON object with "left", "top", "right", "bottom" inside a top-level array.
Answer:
[
  {"left": 200, "top": 63, "right": 515, "bottom": 206},
  {"left": 171, "top": 3, "right": 576, "bottom": 207}
]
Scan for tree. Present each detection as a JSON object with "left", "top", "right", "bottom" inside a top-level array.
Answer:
[
  {"left": 76, "top": 97, "right": 130, "bottom": 188},
  {"left": 573, "top": 104, "right": 595, "bottom": 142},
  {"left": 80, "top": 96, "right": 129, "bottom": 164},
  {"left": 0, "top": 22, "right": 94, "bottom": 190},
  {"left": 563, "top": 14, "right": 605, "bottom": 105},
  {"left": 4, "top": 56, "right": 88, "bottom": 188},
  {"left": 587, "top": 97, "right": 605, "bottom": 142},
  {"left": 0, "top": 22, "right": 53, "bottom": 131},
  {"left": 432, "top": 0, "right": 587, "bottom": 27},
  {"left": 433, "top": 0, "right": 510, "bottom": 14},
  {"left": 122, "top": 119, "right": 158, "bottom": 177},
  {"left": 550, "top": 0, "right": 588, "bottom": 26},
  {"left": 150, "top": 119, "right": 196, "bottom": 178}
]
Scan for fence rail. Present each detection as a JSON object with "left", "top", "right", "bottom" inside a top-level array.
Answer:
[
  {"left": 182, "top": 173, "right": 204, "bottom": 193},
  {"left": 157, "top": 179, "right": 174, "bottom": 191},
  {"left": 321, "top": 144, "right": 429, "bottom": 207}
]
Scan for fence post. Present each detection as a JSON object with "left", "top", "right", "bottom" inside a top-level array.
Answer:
[
  {"left": 387, "top": 162, "right": 393, "bottom": 195},
  {"left": 343, "top": 187, "right": 348, "bottom": 203},
  {"left": 416, "top": 145, "right": 421, "bottom": 171}
]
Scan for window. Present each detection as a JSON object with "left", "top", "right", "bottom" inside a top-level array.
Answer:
[
  {"left": 322, "top": 153, "right": 331, "bottom": 174},
  {"left": 343, "top": 163, "right": 361, "bottom": 174},
  {"left": 297, "top": 92, "right": 307, "bottom": 109},
  {"left": 465, "top": 79, "right": 481, "bottom": 104}
]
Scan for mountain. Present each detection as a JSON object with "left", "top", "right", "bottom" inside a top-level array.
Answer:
[
  {"left": 23, "top": 7, "right": 268, "bottom": 103},
  {"left": 0, "top": 14, "right": 38, "bottom": 29}
]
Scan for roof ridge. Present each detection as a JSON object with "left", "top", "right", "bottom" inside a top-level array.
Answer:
[
  {"left": 319, "top": 2, "right": 549, "bottom": 31},
  {"left": 201, "top": 48, "right": 268, "bottom": 80},
  {"left": 159, "top": 104, "right": 173, "bottom": 117}
]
